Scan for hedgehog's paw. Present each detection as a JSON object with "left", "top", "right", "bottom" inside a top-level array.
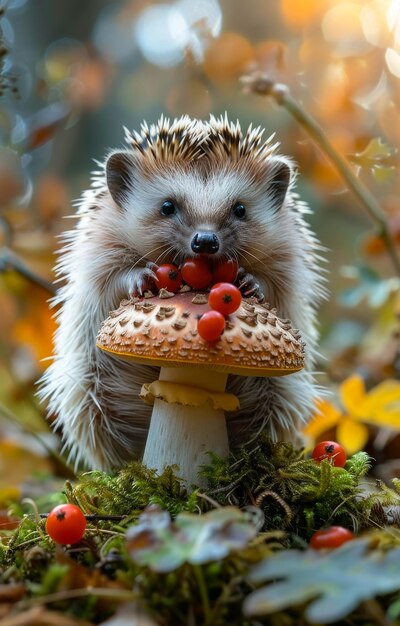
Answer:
[
  {"left": 126, "top": 266, "right": 157, "bottom": 297},
  {"left": 236, "top": 268, "right": 265, "bottom": 302}
]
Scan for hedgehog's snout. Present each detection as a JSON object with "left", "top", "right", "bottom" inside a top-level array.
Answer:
[{"left": 191, "top": 232, "right": 220, "bottom": 255}]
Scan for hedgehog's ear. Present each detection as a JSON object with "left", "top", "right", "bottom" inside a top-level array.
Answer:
[
  {"left": 266, "top": 157, "right": 293, "bottom": 212},
  {"left": 106, "top": 150, "right": 136, "bottom": 208}
]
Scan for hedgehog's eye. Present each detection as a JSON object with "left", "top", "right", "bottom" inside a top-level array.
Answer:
[
  {"left": 160, "top": 200, "right": 177, "bottom": 216},
  {"left": 233, "top": 202, "right": 246, "bottom": 220}
]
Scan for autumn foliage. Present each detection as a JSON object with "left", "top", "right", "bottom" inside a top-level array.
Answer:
[{"left": 0, "top": 0, "right": 400, "bottom": 624}]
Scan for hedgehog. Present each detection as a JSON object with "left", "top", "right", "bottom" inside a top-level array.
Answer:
[{"left": 38, "top": 114, "right": 327, "bottom": 470}]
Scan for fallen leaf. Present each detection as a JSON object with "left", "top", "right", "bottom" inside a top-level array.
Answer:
[
  {"left": 244, "top": 540, "right": 400, "bottom": 623},
  {"left": 127, "top": 505, "right": 258, "bottom": 572}
]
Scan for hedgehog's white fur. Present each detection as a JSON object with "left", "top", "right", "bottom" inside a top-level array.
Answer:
[{"left": 38, "top": 115, "right": 327, "bottom": 470}]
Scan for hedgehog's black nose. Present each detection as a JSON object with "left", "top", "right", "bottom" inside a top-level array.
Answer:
[{"left": 191, "top": 232, "right": 219, "bottom": 254}]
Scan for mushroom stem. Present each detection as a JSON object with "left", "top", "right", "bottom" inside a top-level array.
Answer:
[{"left": 142, "top": 367, "right": 229, "bottom": 487}]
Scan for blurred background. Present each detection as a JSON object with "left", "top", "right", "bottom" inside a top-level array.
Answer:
[{"left": 0, "top": 0, "right": 399, "bottom": 490}]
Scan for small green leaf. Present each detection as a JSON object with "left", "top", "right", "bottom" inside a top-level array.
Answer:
[{"left": 244, "top": 540, "right": 400, "bottom": 623}]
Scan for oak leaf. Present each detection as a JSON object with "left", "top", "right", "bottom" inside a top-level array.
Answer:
[{"left": 244, "top": 540, "right": 400, "bottom": 623}]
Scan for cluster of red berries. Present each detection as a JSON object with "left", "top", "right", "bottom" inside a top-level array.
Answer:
[
  {"left": 154, "top": 257, "right": 238, "bottom": 293},
  {"left": 309, "top": 440, "right": 355, "bottom": 549},
  {"left": 153, "top": 257, "right": 242, "bottom": 342}
]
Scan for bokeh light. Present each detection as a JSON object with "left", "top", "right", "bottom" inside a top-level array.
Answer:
[
  {"left": 322, "top": 3, "right": 370, "bottom": 56},
  {"left": 92, "top": 3, "right": 137, "bottom": 64},
  {"left": 134, "top": 0, "right": 222, "bottom": 67},
  {"left": 134, "top": 4, "right": 190, "bottom": 67},
  {"left": 203, "top": 32, "right": 255, "bottom": 83}
]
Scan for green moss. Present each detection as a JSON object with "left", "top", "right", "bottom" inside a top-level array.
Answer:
[
  {"left": 68, "top": 463, "right": 200, "bottom": 518},
  {"left": 201, "top": 438, "right": 377, "bottom": 536},
  {"left": 49, "top": 438, "right": 380, "bottom": 540},
  {"left": 0, "top": 438, "right": 398, "bottom": 626}
]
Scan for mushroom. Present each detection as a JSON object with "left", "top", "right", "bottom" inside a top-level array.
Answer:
[{"left": 96, "top": 290, "right": 305, "bottom": 486}]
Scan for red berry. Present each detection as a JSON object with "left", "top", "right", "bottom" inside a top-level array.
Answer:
[
  {"left": 311, "top": 441, "right": 347, "bottom": 468},
  {"left": 208, "top": 283, "right": 242, "bottom": 316},
  {"left": 310, "top": 526, "right": 354, "bottom": 550},
  {"left": 197, "top": 310, "right": 226, "bottom": 341},
  {"left": 46, "top": 504, "right": 87, "bottom": 545},
  {"left": 211, "top": 258, "right": 238, "bottom": 284},
  {"left": 155, "top": 264, "right": 182, "bottom": 293},
  {"left": 181, "top": 258, "right": 213, "bottom": 289}
]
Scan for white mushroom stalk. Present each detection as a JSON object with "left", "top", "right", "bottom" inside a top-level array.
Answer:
[
  {"left": 96, "top": 290, "right": 305, "bottom": 487},
  {"left": 141, "top": 368, "right": 235, "bottom": 486}
]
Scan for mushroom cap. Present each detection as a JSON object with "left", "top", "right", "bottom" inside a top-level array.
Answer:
[{"left": 96, "top": 290, "right": 305, "bottom": 377}]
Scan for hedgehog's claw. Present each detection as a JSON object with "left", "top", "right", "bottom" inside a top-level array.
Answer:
[
  {"left": 145, "top": 261, "right": 159, "bottom": 272},
  {"left": 128, "top": 266, "right": 157, "bottom": 296},
  {"left": 236, "top": 268, "right": 265, "bottom": 302}
]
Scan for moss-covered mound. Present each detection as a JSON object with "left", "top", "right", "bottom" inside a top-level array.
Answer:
[{"left": 1, "top": 438, "right": 400, "bottom": 626}]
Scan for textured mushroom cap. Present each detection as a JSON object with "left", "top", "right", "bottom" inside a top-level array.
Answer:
[{"left": 96, "top": 291, "right": 305, "bottom": 377}]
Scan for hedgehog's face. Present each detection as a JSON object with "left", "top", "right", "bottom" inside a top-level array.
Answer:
[{"left": 105, "top": 150, "right": 293, "bottom": 273}]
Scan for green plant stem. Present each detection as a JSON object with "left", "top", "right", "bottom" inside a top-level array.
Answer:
[
  {"left": 243, "top": 75, "right": 400, "bottom": 277},
  {"left": 282, "top": 93, "right": 400, "bottom": 273},
  {"left": 284, "top": 94, "right": 400, "bottom": 276},
  {"left": 193, "top": 564, "right": 211, "bottom": 625}
]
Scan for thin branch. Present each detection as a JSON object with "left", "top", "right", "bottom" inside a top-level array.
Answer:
[
  {"left": 1, "top": 248, "right": 56, "bottom": 295},
  {"left": 241, "top": 72, "right": 400, "bottom": 277},
  {"left": 0, "top": 216, "right": 56, "bottom": 294},
  {"left": 0, "top": 401, "right": 75, "bottom": 478}
]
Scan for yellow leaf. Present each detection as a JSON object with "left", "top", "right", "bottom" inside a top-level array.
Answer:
[
  {"left": 339, "top": 375, "right": 366, "bottom": 418},
  {"left": 366, "top": 380, "right": 400, "bottom": 409},
  {"left": 303, "top": 399, "right": 341, "bottom": 440},
  {"left": 13, "top": 285, "right": 57, "bottom": 366},
  {"left": 355, "top": 380, "right": 400, "bottom": 429},
  {"left": 373, "top": 409, "right": 400, "bottom": 428},
  {"left": 0, "top": 486, "right": 20, "bottom": 506},
  {"left": 336, "top": 416, "right": 369, "bottom": 455}
]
